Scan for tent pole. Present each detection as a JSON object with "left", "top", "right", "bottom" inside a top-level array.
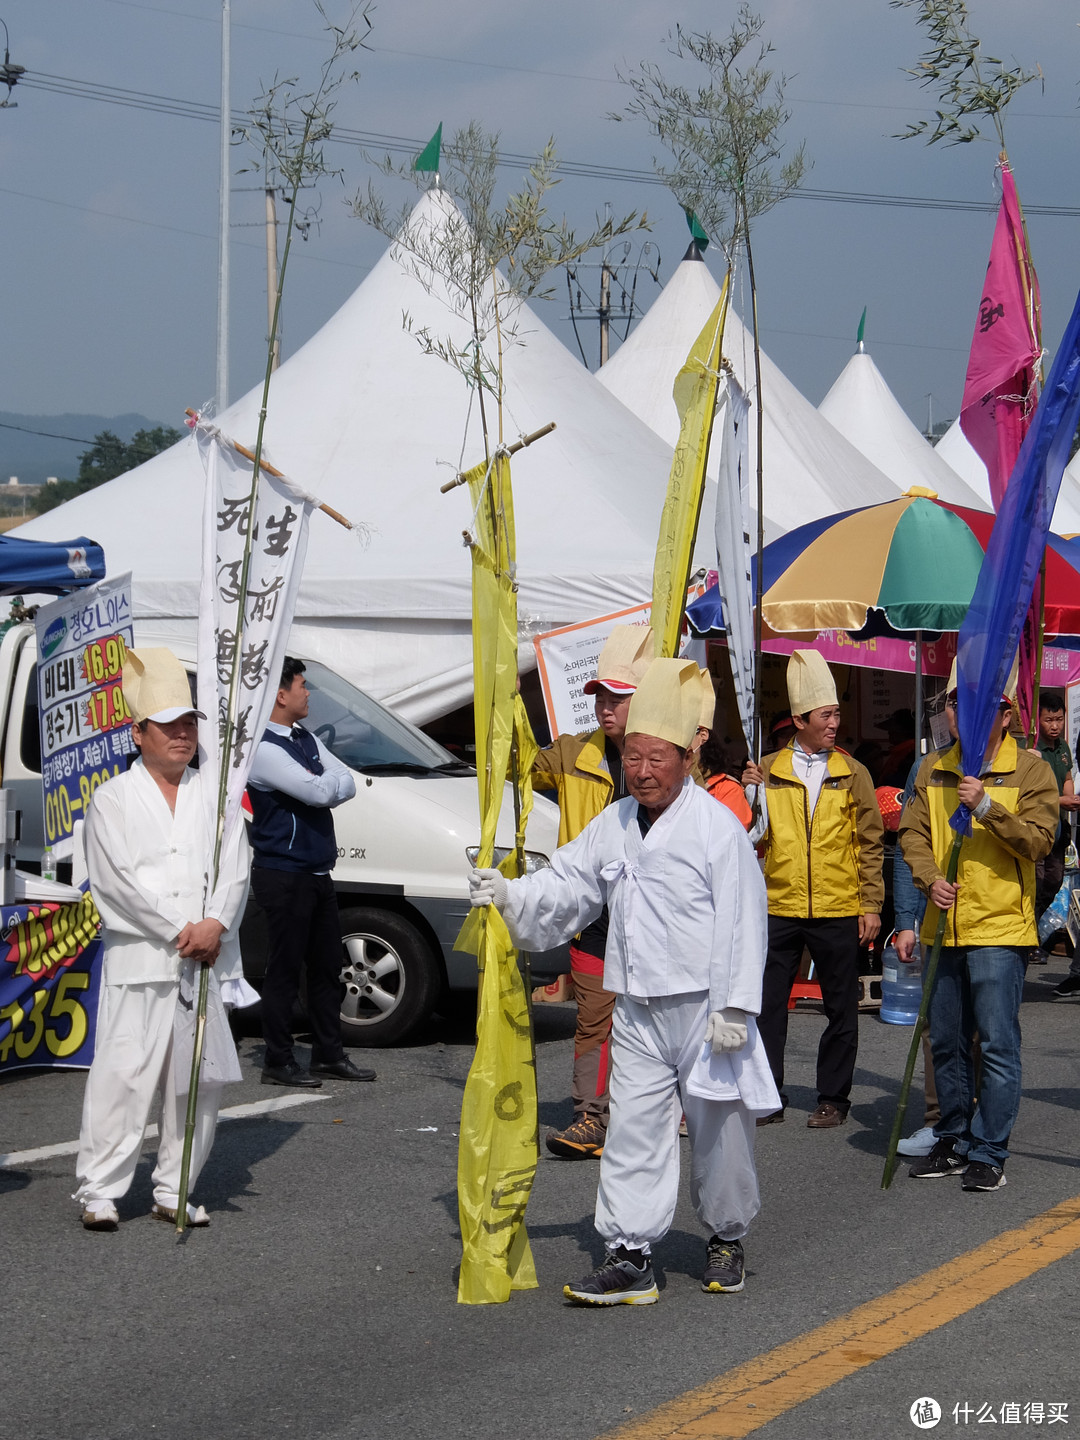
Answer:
[{"left": 914, "top": 631, "right": 923, "bottom": 757}]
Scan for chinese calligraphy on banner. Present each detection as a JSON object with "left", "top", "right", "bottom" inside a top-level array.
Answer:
[{"left": 34, "top": 573, "right": 136, "bottom": 860}]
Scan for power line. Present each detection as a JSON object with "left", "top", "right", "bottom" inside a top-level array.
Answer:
[
  {"left": 0, "top": 420, "right": 95, "bottom": 445},
  {"left": 16, "top": 69, "right": 1080, "bottom": 220}
]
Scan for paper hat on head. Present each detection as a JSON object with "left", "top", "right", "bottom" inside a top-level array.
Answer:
[
  {"left": 625, "top": 658, "right": 702, "bottom": 750},
  {"left": 945, "top": 655, "right": 1018, "bottom": 704},
  {"left": 786, "top": 650, "right": 838, "bottom": 715},
  {"left": 697, "top": 667, "right": 716, "bottom": 732},
  {"left": 122, "top": 648, "right": 205, "bottom": 725},
  {"left": 583, "top": 625, "right": 657, "bottom": 696}
]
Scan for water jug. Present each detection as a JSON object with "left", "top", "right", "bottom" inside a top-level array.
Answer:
[{"left": 880, "top": 940, "right": 922, "bottom": 1025}]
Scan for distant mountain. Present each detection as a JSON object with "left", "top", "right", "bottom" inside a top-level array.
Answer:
[{"left": 0, "top": 413, "right": 168, "bottom": 485}]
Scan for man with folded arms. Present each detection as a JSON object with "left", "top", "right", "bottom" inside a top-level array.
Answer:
[
  {"left": 75, "top": 649, "right": 251, "bottom": 1231},
  {"left": 471, "top": 659, "right": 777, "bottom": 1305}
]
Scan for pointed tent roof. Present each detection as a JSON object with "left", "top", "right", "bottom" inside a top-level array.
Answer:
[
  {"left": 15, "top": 190, "right": 686, "bottom": 723},
  {"left": 595, "top": 252, "right": 900, "bottom": 537},
  {"left": 818, "top": 348, "right": 987, "bottom": 508},
  {"left": 934, "top": 417, "right": 1080, "bottom": 535}
]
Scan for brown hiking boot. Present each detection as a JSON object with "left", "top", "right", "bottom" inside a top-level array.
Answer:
[{"left": 545, "top": 1114, "right": 606, "bottom": 1159}]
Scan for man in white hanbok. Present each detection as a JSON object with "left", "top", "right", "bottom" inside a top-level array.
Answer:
[
  {"left": 469, "top": 658, "right": 777, "bottom": 1305},
  {"left": 74, "top": 649, "right": 251, "bottom": 1231}
]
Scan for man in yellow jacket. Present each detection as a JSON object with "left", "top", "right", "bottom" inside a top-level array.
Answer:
[
  {"left": 745, "top": 650, "right": 883, "bottom": 1128},
  {"left": 898, "top": 670, "right": 1057, "bottom": 1190},
  {"left": 533, "top": 625, "right": 656, "bottom": 1159}
]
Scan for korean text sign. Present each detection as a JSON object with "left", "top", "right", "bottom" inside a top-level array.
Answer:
[
  {"left": 35, "top": 573, "right": 136, "bottom": 859},
  {"left": 0, "top": 895, "right": 103, "bottom": 1073}
]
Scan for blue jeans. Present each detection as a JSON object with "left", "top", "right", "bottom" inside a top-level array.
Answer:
[{"left": 929, "top": 946, "right": 1025, "bottom": 1168}]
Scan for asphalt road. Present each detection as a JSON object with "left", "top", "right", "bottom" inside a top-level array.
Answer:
[{"left": 4, "top": 963, "right": 1080, "bottom": 1440}]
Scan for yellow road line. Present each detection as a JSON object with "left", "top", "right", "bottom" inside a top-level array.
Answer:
[{"left": 603, "top": 1195, "right": 1080, "bottom": 1439}]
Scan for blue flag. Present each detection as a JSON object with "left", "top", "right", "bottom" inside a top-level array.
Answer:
[{"left": 953, "top": 286, "right": 1080, "bottom": 834}]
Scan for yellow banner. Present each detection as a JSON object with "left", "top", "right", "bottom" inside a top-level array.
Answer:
[
  {"left": 456, "top": 453, "right": 540, "bottom": 1305},
  {"left": 651, "top": 272, "right": 731, "bottom": 657}
]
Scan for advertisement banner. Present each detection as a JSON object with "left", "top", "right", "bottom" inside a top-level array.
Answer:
[
  {"left": 34, "top": 573, "right": 136, "bottom": 860},
  {"left": 0, "top": 895, "right": 103, "bottom": 1073}
]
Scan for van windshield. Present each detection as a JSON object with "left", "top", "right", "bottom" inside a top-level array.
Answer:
[{"left": 301, "top": 661, "right": 466, "bottom": 775}]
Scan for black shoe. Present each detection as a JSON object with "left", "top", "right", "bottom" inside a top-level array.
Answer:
[
  {"left": 563, "top": 1247, "right": 659, "bottom": 1306},
  {"left": 756, "top": 1109, "right": 785, "bottom": 1127},
  {"left": 702, "top": 1236, "right": 745, "bottom": 1293},
  {"left": 908, "top": 1138, "right": 967, "bottom": 1178},
  {"left": 261, "top": 1061, "right": 323, "bottom": 1088},
  {"left": 310, "top": 1057, "right": 377, "bottom": 1082},
  {"left": 1053, "top": 974, "right": 1080, "bottom": 999},
  {"left": 961, "top": 1160, "right": 1007, "bottom": 1191}
]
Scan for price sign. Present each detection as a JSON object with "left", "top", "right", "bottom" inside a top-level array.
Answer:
[
  {"left": 35, "top": 574, "right": 137, "bottom": 859},
  {"left": 0, "top": 895, "right": 103, "bottom": 1073}
]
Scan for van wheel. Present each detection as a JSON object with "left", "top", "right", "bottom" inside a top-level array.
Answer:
[{"left": 338, "top": 907, "right": 440, "bottom": 1047}]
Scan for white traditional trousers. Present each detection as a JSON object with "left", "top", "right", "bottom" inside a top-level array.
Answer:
[
  {"left": 74, "top": 980, "right": 222, "bottom": 1209},
  {"left": 595, "top": 992, "right": 760, "bottom": 1254}
]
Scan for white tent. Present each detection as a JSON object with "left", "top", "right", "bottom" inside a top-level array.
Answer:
[
  {"left": 934, "top": 417, "right": 1080, "bottom": 535},
  {"left": 595, "top": 246, "right": 900, "bottom": 537},
  {"left": 818, "top": 346, "right": 987, "bottom": 508},
  {"left": 16, "top": 190, "right": 691, "bottom": 724}
]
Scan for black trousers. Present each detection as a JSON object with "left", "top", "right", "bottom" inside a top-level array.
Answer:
[
  {"left": 758, "top": 915, "right": 861, "bottom": 1112},
  {"left": 252, "top": 867, "right": 345, "bottom": 1069}
]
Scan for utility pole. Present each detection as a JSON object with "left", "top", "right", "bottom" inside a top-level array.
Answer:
[
  {"left": 215, "top": 0, "right": 231, "bottom": 411},
  {"left": 265, "top": 186, "right": 281, "bottom": 372}
]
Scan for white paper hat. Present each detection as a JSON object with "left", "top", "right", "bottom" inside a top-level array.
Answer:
[
  {"left": 122, "top": 648, "right": 205, "bottom": 725},
  {"left": 697, "top": 667, "right": 716, "bottom": 732},
  {"left": 786, "top": 650, "right": 838, "bottom": 715},
  {"left": 583, "top": 625, "right": 657, "bottom": 696},
  {"left": 625, "top": 658, "right": 702, "bottom": 749}
]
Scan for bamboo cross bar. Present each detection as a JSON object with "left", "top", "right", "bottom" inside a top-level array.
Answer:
[
  {"left": 184, "top": 410, "right": 354, "bottom": 530},
  {"left": 439, "top": 422, "right": 557, "bottom": 494}
]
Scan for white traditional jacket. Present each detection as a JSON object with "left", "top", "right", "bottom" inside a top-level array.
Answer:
[
  {"left": 502, "top": 778, "right": 767, "bottom": 1016},
  {"left": 84, "top": 760, "right": 251, "bottom": 987}
]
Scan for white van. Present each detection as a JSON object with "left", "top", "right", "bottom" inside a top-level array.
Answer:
[{"left": 1, "top": 622, "right": 566, "bottom": 1046}]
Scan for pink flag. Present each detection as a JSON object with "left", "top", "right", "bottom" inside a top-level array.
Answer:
[{"left": 959, "top": 162, "right": 1041, "bottom": 511}]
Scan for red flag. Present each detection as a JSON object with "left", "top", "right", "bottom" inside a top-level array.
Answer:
[{"left": 959, "top": 161, "right": 1041, "bottom": 511}]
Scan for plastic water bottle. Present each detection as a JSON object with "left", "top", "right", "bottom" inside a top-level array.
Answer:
[
  {"left": 880, "top": 940, "right": 922, "bottom": 1025},
  {"left": 41, "top": 846, "right": 57, "bottom": 882}
]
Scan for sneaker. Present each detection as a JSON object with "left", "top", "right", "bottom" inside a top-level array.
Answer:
[
  {"left": 563, "top": 1247, "right": 658, "bottom": 1306},
  {"left": 702, "top": 1236, "right": 745, "bottom": 1293},
  {"left": 961, "top": 1160, "right": 1007, "bottom": 1191},
  {"left": 908, "top": 1139, "right": 968, "bottom": 1179},
  {"left": 81, "top": 1200, "right": 119, "bottom": 1231},
  {"left": 896, "top": 1125, "right": 938, "bottom": 1158},
  {"left": 545, "top": 1114, "right": 606, "bottom": 1160},
  {"left": 1053, "top": 974, "right": 1080, "bottom": 999}
]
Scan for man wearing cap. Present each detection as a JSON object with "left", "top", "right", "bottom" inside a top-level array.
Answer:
[
  {"left": 74, "top": 649, "right": 251, "bottom": 1231},
  {"left": 472, "top": 659, "right": 777, "bottom": 1305},
  {"left": 744, "top": 650, "right": 884, "bottom": 1129},
  {"left": 899, "top": 666, "right": 1057, "bottom": 1190},
  {"left": 247, "top": 656, "right": 374, "bottom": 1087},
  {"left": 531, "top": 624, "right": 655, "bottom": 1159}
]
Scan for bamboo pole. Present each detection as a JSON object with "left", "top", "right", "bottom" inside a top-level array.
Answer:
[{"left": 439, "top": 423, "right": 557, "bottom": 493}]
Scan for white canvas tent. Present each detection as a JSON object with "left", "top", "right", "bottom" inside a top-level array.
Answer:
[
  {"left": 934, "top": 417, "right": 1080, "bottom": 534},
  {"left": 595, "top": 245, "right": 900, "bottom": 537},
  {"left": 16, "top": 190, "right": 694, "bottom": 724},
  {"left": 818, "top": 346, "right": 987, "bottom": 508}
]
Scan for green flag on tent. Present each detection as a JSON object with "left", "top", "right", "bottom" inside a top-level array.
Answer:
[
  {"left": 684, "top": 209, "right": 710, "bottom": 252},
  {"left": 414, "top": 123, "right": 442, "bottom": 174},
  {"left": 857, "top": 306, "right": 867, "bottom": 345}
]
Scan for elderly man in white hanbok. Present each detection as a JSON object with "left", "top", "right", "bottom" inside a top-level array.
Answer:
[
  {"left": 470, "top": 658, "right": 777, "bottom": 1305},
  {"left": 74, "top": 649, "right": 251, "bottom": 1232}
]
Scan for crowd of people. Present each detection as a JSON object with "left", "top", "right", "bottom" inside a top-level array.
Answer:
[{"left": 71, "top": 632, "right": 1072, "bottom": 1310}]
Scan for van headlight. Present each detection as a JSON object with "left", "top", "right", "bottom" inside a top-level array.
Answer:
[{"left": 466, "top": 846, "right": 551, "bottom": 875}]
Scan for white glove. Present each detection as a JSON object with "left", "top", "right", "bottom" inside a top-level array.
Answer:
[
  {"left": 705, "top": 1007, "right": 748, "bottom": 1054},
  {"left": 468, "top": 867, "right": 507, "bottom": 911}
]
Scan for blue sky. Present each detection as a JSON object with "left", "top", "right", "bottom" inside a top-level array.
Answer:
[{"left": 1, "top": 0, "right": 1077, "bottom": 432}]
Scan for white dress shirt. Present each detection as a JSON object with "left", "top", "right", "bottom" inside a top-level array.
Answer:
[
  {"left": 790, "top": 742, "right": 830, "bottom": 820},
  {"left": 247, "top": 721, "right": 356, "bottom": 807}
]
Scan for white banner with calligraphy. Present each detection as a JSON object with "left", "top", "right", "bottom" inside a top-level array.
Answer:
[
  {"left": 195, "top": 424, "right": 316, "bottom": 872},
  {"left": 35, "top": 572, "right": 136, "bottom": 860}
]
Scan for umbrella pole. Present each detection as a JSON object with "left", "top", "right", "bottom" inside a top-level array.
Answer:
[
  {"left": 914, "top": 631, "right": 923, "bottom": 758},
  {"left": 881, "top": 831, "right": 962, "bottom": 1189}
]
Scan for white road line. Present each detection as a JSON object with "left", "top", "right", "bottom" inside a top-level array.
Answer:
[{"left": 0, "top": 1092, "right": 328, "bottom": 1169}]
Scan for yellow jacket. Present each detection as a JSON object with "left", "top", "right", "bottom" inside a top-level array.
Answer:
[
  {"left": 759, "top": 742, "right": 884, "bottom": 918},
  {"left": 532, "top": 729, "right": 613, "bottom": 848},
  {"left": 898, "top": 735, "right": 1058, "bottom": 947}
]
